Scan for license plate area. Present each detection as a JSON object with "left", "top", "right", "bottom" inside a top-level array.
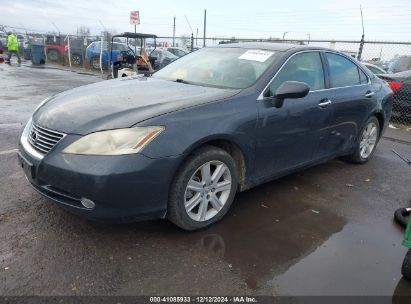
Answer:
[{"left": 17, "top": 152, "right": 36, "bottom": 181}]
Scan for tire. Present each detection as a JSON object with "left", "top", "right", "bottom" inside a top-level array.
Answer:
[
  {"left": 395, "top": 208, "right": 410, "bottom": 229},
  {"left": 167, "top": 146, "right": 238, "bottom": 231},
  {"left": 91, "top": 56, "right": 101, "bottom": 70},
  {"left": 71, "top": 54, "right": 82, "bottom": 65},
  {"left": 402, "top": 250, "right": 411, "bottom": 280},
  {"left": 344, "top": 116, "right": 380, "bottom": 163},
  {"left": 47, "top": 49, "right": 59, "bottom": 61}
]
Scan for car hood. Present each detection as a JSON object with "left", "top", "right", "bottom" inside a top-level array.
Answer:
[
  {"left": 379, "top": 70, "right": 411, "bottom": 80},
  {"left": 33, "top": 77, "right": 240, "bottom": 134}
]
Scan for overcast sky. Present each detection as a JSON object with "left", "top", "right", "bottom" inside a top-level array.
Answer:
[{"left": 1, "top": 0, "right": 410, "bottom": 41}]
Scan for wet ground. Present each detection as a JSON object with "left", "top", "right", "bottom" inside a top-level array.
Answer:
[{"left": 1, "top": 62, "right": 411, "bottom": 296}]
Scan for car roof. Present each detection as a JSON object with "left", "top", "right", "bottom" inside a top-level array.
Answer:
[{"left": 214, "top": 42, "right": 303, "bottom": 52}]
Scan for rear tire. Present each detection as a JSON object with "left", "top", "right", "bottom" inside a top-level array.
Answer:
[
  {"left": 167, "top": 146, "right": 238, "bottom": 231},
  {"left": 344, "top": 116, "right": 380, "bottom": 164}
]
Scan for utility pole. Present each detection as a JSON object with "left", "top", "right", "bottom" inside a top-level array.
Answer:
[
  {"left": 196, "top": 28, "right": 198, "bottom": 46},
  {"left": 357, "top": 5, "right": 365, "bottom": 61},
  {"left": 172, "top": 17, "right": 176, "bottom": 47},
  {"left": 203, "top": 9, "right": 207, "bottom": 47}
]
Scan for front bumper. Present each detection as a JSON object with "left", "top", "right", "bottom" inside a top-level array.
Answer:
[{"left": 18, "top": 126, "right": 182, "bottom": 222}]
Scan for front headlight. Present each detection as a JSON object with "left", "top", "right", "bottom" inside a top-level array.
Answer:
[{"left": 63, "top": 126, "right": 164, "bottom": 155}]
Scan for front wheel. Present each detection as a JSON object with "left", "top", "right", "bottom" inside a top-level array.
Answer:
[
  {"left": 47, "top": 49, "right": 59, "bottom": 61},
  {"left": 167, "top": 146, "right": 238, "bottom": 231},
  {"left": 344, "top": 116, "right": 380, "bottom": 163}
]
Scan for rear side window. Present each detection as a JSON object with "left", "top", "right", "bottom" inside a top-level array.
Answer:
[
  {"left": 269, "top": 52, "right": 325, "bottom": 94},
  {"left": 326, "top": 53, "right": 368, "bottom": 87}
]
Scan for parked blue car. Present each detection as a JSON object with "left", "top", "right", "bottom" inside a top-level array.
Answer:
[
  {"left": 19, "top": 43, "right": 393, "bottom": 230},
  {"left": 85, "top": 41, "right": 135, "bottom": 69}
]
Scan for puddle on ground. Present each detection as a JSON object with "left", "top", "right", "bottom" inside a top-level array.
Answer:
[
  {"left": 164, "top": 178, "right": 347, "bottom": 291},
  {"left": 270, "top": 222, "right": 409, "bottom": 295}
]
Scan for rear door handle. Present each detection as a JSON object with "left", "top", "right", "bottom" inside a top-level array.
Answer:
[
  {"left": 318, "top": 99, "right": 332, "bottom": 108},
  {"left": 365, "top": 91, "right": 375, "bottom": 98}
]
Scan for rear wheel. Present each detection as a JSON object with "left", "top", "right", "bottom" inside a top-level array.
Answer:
[
  {"left": 344, "top": 116, "right": 380, "bottom": 163},
  {"left": 71, "top": 54, "right": 82, "bottom": 65},
  {"left": 167, "top": 146, "right": 238, "bottom": 231},
  {"left": 91, "top": 56, "right": 101, "bottom": 69},
  {"left": 47, "top": 49, "right": 59, "bottom": 61}
]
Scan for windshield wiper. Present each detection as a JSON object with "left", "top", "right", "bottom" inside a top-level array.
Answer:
[{"left": 174, "top": 78, "right": 192, "bottom": 84}]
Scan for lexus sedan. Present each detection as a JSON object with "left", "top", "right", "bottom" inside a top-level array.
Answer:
[{"left": 18, "top": 43, "right": 393, "bottom": 230}]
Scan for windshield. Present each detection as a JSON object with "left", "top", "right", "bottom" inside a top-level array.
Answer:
[{"left": 153, "top": 47, "right": 281, "bottom": 89}]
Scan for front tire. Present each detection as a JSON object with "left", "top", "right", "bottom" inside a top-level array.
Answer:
[
  {"left": 344, "top": 116, "right": 380, "bottom": 164},
  {"left": 167, "top": 146, "right": 238, "bottom": 231}
]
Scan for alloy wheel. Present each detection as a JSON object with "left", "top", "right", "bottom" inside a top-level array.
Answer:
[
  {"left": 359, "top": 121, "right": 378, "bottom": 159},
  {"left": 184, "top": 160, "right": 232, "bottom": 222}
]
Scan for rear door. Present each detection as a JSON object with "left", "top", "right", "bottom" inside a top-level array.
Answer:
[{"left": 319, "top": 52, "right": 377, "bottom": 156}]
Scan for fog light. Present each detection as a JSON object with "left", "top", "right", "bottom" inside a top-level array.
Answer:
[{"left": 81, "top": 198, "right": 95, "bottom": 209}]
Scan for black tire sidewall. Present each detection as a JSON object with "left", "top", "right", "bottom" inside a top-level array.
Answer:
[{"left": 168, "top": 147, "right": 238, "bottom": 231}]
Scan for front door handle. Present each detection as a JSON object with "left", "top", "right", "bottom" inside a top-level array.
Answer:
[
  {"left": 318, "top": 99, "right": 332, "bottom": 108},
  {"left": 365, "top": 91, "right": 375, "bottom": 98}
]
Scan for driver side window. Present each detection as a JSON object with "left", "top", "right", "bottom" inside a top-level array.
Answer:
[{"left": 269, "top": 52, "right": 325, "bottom": 96}]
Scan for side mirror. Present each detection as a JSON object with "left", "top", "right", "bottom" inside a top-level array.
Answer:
[
  {"left": 265, "top": 81, "right": 310, "bottom": 108},
  {"left": 275, "top": 81, "right": 310, "bottom": 100}
]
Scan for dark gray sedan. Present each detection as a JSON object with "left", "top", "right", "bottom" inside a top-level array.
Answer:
[{"left": 18, "top": 43, "right": 393, "bottom": 230}]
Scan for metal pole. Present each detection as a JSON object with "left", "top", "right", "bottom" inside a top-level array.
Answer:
[
  {"left": 203, "top": 10, "right": 207, "bottom": 47},
  {"left": 191, "top": 33, "right": 194, "bottom": 51},
  {"left": 357, "top": 5, "right": 365, "bottom": 61},
  {"left": 173, "top": 17, "right": 176, "bottom": 47},
  {"left": 100, "top": 35, "right": 103, "bottom": 74},
  {"left": 196, "top": 28, "right": 198, "bottom": 46}
]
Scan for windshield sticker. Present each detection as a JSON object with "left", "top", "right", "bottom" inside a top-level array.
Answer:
[{"left": 239, "top": 50, "right": 274, "bottom": 62}]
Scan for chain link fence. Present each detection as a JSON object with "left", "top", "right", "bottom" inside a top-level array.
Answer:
[
  {"left": 10, "top": 33, "right": 411, "bottom": 127},
  {"left": 158, "top": 36, "right": 411, "bottom": 127}
]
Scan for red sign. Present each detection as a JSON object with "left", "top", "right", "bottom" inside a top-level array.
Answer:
[{"left": 130, "top": 11, "right": 140, "bottom": 25}]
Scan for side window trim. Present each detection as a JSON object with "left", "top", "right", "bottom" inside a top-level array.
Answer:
[{"left": 257, "top": 50, "right": 325, "bottom": 100}]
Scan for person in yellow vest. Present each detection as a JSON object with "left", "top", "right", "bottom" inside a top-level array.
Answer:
[{"left": 6, "top": 32, "right": 21, "bottom": 64}]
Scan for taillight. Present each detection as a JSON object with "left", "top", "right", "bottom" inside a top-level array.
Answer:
[{"left": 387, "top": 81, "right": 402, "bottom": 91}]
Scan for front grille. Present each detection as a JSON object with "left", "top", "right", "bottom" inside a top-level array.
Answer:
[{"left": 27, "top": 122, "right": 65, "bottom": 154}]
